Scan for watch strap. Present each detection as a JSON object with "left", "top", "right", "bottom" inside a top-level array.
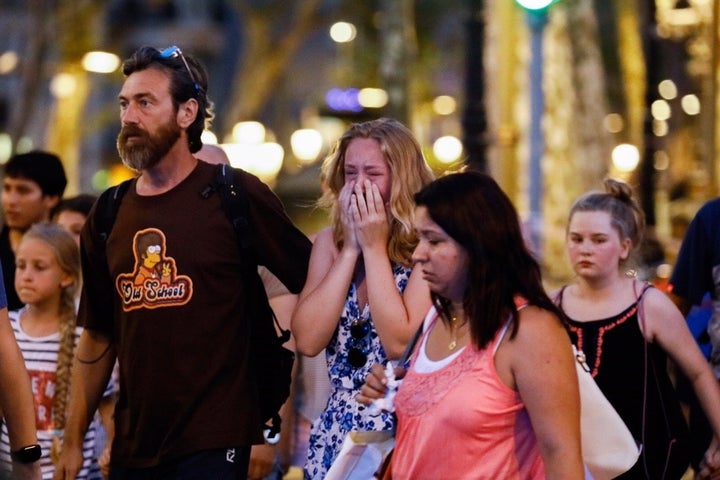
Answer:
[{"left": 10, "top": 444, "right": 41, "bottom": 464}]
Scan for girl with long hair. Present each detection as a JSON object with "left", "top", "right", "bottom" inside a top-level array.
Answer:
[
  {"left": 291, "top": 118, "right": 434, "bottom": 479},
  {"left": 0, "top": 223, "right": 111, "bottom": 479}
]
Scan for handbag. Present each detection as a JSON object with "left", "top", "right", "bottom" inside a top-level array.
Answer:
[
  {"left": 324, "top": 430, "right": 395, "bottom": 480},
  {"left": 325, "top": 324, "right": 424, "bottom": 480},
  {"left": 554, "top": 288, "right": 640, "bottom": 478},
  {"left": 574, "top": 345, "right": 641, "bottom": 479}
]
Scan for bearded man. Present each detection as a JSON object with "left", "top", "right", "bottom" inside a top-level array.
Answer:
[{"left": 54, "top": 46, "right": 311, "bottom": 480}]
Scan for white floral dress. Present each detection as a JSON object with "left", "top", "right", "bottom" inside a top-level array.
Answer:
[{"left": 303, "top": 263, "right": 411, "bottom": 479}]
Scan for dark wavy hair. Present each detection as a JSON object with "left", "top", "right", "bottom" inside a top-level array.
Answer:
[
  {"left": 121, "top": 46, "right": 214, "bottom": 153},
  {"left": 414, "top": 171, "right": 563, "bottom": 349}
]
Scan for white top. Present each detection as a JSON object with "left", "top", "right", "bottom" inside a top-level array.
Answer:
[
  {"left": 0, "top": 308, "right": 112, "bottom": 480},
  {"left": 413, "top": 307, "right": 466, "bottom": 373}
]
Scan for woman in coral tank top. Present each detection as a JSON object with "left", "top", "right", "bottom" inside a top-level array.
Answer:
[{"left": 359, "top": 171, "right": 583, "bottom": 479}]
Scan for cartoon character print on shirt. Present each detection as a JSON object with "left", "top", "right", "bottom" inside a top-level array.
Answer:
[{"left": 115, "top": 228, "right": 192, "bottom": 311}]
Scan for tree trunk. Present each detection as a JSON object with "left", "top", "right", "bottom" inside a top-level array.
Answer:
[
  {"left": 8, "top": 0, "right": 51, "bottom": 151},
  {"left": 379, "top": 0, "right": 416, "bottom": 125},
  {"left": 221, "top": 0, "right": 331, "bottom": 133}
]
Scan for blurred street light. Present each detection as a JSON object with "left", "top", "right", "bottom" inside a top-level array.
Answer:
[
  {"left": 0, "top": 51, "right": 18, "bottom": 75},
  {"left": 0, "top": 133, "right": 11, "bottom": 163},
  {"left": 612, "top": 143, "right": 641, "bottom": 173},
  {"left": 232, "top": 121, "right": 265, "bottom": 144},
  {"left": 651, "top": 99, "right": 671, "bottom": 121},
  {"left": 515, "top": 0, "right": 555, "bottom": 9},
  {"left": 358, "top": 88, "right": 389, "bottom": 109},
  {"left": 604, "top": 113, "right": 625, "bottom": 133},
  {"left": 658, "top": 79, "right": 678, "bottom": 99},
  {"left": 330, "top": 21, "right": 357, "bottom": 87},
  {"left": 82, "top": 51, "right": 121, "bottom": 74},
  {"left": 201, "top": 130, "right": 218, "bottom": 145},
  {"left": 222, "top": 120, "right": 284, "bottom": 183},
  {"left": 433, "top": 135, "right": 463, "bottom": 164},
  {"left": 291, "top": 129, "right": 323, "bottom": 164},
  {"left": 329, "top": 22, "right": 357, "bottom": 43},
  {"left": 220, "top": 142, "right": 284, "bottom": 184},
  {"left": 433, "top": 95, "right": 457, "bottom": 115},
  {"left": 50, "top": 73, "right": 77, "bottom": 99},
  {"left": 681, "top": 93, "right": 701, "bottom": 115}
]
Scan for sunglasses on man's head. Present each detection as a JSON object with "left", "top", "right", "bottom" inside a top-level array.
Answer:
[{"left": 159, "top": 46, "right": 202, "bottom": 95}]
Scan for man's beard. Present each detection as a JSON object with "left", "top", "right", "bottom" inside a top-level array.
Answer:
[{"left": 117, "top": 120, "right": 181, "bottom": 172}]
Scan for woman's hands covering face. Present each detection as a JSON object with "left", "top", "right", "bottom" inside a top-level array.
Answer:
[{"left": 350, "top": 179, "right": 390, "bottom": 254}]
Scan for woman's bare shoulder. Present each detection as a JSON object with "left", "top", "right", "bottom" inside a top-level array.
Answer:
[{"left": 514, "top": 305, "right": 567, "bottom": 346}]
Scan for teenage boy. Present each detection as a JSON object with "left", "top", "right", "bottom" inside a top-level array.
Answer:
[{"left": 0, "top": 151, "right": 67, "bottom": 309}]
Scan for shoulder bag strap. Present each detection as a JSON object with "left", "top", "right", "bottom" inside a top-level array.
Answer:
[
  {"left": 636, "top": 280, "right": 654, "bottom": 477},
  {"left": 636, "top": 281, "right": 674, "bottom": 479},
  {"left": 398, "top": 321, "right": 424, "bottom": 367}
]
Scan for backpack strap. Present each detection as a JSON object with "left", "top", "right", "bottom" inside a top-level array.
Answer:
[
  {"left": 213, "top": 164, "right": 253, "bottom": 251},
  {"left": 208, "top": 165, "right": 288, "bottom": 339},
  {"left": 96, "top": 178, "right": 134, "bottom": 244},
  {"left": 207, "top": 164, "right": 292, "bottom": 435}
]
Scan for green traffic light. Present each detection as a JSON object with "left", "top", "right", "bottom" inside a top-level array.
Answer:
[{"left": 515, "top": 0, "right": 555, "bottom": 10}]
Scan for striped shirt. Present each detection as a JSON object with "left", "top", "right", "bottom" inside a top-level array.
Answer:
[{"left": 0, "top": 308, "right": 113, "bottom": 479}]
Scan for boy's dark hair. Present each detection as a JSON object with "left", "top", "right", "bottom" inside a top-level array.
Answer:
[
  {"left": 53, "top": 194, "right": 98, "bottom": 220},
  {"left": 4, "top": 151, "right": 67, "bottom": 197},
  {"left": 122, "top": 46, "right": 214, "bottom": 154}
]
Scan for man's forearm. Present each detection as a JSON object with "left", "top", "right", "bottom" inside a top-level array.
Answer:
[{"left": 64, "top": 330, "right": 116, "bottom": 447}]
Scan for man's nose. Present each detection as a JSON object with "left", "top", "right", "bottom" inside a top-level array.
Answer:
[{"left": 122, "top": 103, "right": 140, "bottom": 124}]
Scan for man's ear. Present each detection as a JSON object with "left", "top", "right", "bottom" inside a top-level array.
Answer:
[{"left": 177, "top": 99, "right": 199, "bottom": 129}]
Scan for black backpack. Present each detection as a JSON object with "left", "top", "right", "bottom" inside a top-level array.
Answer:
[{"left": 93, "top": 163, "right": 294, "bottom": 438}]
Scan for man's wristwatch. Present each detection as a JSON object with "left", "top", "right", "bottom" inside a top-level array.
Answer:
[
  {"left": 10, "top": 444, "right": 41, "bottom": 463},
  {"left": 263, "top": 428, "right": 280, "bottom": 445}
]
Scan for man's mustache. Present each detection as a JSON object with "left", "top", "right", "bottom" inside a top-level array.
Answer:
[{"left": 118, "top": 126, "right": 148, "bottom": 143}]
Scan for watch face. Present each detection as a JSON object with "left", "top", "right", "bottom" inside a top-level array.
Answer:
[{"left": 11, "top": 444, "right": 41, "bottom": 463}]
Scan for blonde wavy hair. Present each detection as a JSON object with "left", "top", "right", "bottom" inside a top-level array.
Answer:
[{"left": 319, "top": 118, "right": 434, "bottom": 266}]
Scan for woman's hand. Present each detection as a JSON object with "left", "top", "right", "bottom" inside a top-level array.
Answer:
[
  {"left": 357, "top": 363, "right": 406, "bottom": 406},
  {"left": 698, "top": 436, "right": 720, "bottom": 479},
  {"left": 339, "top": 182, "right": 360, "bottom": 254},
  {"left": 352, "top": 180, "right": 390, "bottom": 255},
  {"left": 98, "top": 443, "right": 111, "bottom": 479}
]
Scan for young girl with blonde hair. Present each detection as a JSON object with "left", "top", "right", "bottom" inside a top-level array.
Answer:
[{"left": 0, "top": 223, "right": 112, "bottom": 479}]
